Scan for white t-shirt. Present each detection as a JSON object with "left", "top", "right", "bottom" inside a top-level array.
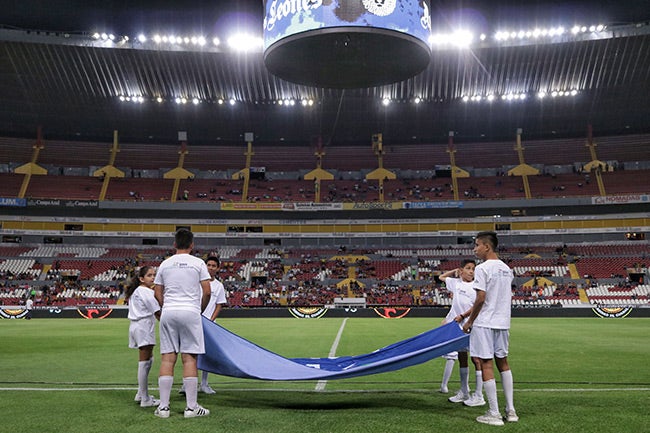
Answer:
[
  {"left": 202, "top": 278, "right": 227, "bottom": 319},
  {"left": 473, "top": 259, "right": 514, "bottom": 330},
  {"left": 127, "top": 285, "right": 160, "bottom": 320},
  {"left": 444, "top": 277, "right": 476, "bottom": 325},
  {"left": 154, "top": 253, "right": 211, "bottom": 313}
]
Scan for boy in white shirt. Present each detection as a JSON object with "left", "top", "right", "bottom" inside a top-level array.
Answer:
[
  {"left": 438, "top": 259, "right": 485, "bottom": 407},
  {"left": 463, "top": 231, "right": 518, "bottom": 426},
  {"left": 153, "top": 228, "right": 211, "bottom": 419},
  {"left": 180, "top": 255, "right": 228, "bottom": 395}
]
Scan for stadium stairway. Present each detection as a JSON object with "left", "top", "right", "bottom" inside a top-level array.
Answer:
[
  {"left": 578, "top": 289, "right": 590, "bottom": 303},
  {"left": 39, "top": 264, "right": 52, "bottom": 280},
  {"left": 568, "top": 263, "right": 581, "bottom": 279}
]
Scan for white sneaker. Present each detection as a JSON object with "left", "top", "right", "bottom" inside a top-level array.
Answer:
[
  {"left": 200, "top": 384, "right": 216, "bottom": 394},
  {"left": 463, "top": 393, "right": 486, "bottom": 407},
  {"left": 504, "top": 409, "right": 519, "bottom": 422},
  {"left": 448, "top": 390, "right": 470, "bottom": 403},
  {"left": 134, "top": 392, "right": 142, "bottom": 403},
  {"left": 140, "top": 396, "right": 160, "bottom": 407},
  {"left": 476, "top": 410, "right": 504, "bottom": 426},
  {"left": 154, "top": 406, "right": 170, "bottom": 419},
  {"left": 184, "top": 404, "right": 210, "bottom": 418},
  {"left": 439, "top": 385, "right": 449, "bottom": 394}
]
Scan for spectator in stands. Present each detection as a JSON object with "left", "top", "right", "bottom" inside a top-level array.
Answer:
[
  {"left": 154, "top": 228, "right": 212, "bottom": 419},
  {"left": 437, "top": 260, "right": 485, "bottom": 408},
  {"left": 462, "top": 231, "right": 518, "bottom": 426},
  {"left": 179, "top": 256, "right": 227, "bottom": 395},
  {"left": 25, "top": 295, "right": 34, "bottom": 319},
  {"left": 126, "top": 266, "right": 160, "bottom": 408}
]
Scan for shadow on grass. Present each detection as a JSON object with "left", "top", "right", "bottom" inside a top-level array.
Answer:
[{"left": 206, "top": 390, "right": 460, "bottom": 413}]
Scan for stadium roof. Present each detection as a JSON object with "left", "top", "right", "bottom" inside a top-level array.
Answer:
[{"left": 1, "top": 0, "right": 649, "bottom": 145}]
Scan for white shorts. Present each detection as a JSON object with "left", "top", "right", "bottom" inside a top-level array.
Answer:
[
  {"left": 159, "top": 309, "right": 205, "bottom": 355},
  {"left": 129, "top": 317, "right": 156, "bottom": 349},
  {"left": 469, "top": 326, "right": 510, "bottom": 359}
]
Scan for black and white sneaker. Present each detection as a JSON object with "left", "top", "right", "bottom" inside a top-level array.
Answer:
[
  {"left": 184, "top": 404, "right": 210, "bottom": 418},
  {"left": 154, "top": 406, "right": 170, "bottom": 419}
]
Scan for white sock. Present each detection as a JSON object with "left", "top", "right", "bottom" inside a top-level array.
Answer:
[
  {"left": 475, "top": 370, "right": 484, "bottom": 396},
  {"left": 459, "top": 367, "right": 470, "bottom": 394},
  {"left": 483, "top": 378, "right": 500, "bottom": 415},
  {"left": 158, "top": 375, "right": 173, "bottom": 408},
  {"left": 183, "top": 376, "right": 199, "bottom": 409},
  {"left": 500, "top": 369, "right": 515, "bottom": 412},
  {"left": 200, "top": 370, "right": 209, "bottom": 388},
  {"left": 137, "top": 361, "right": 149, "bottom": 398},
  {"left": 441, "top": 359, "right": 455, "bottom": 388},
  {"left": 146, "top": 357, "right": 153, "bottom": 375}
]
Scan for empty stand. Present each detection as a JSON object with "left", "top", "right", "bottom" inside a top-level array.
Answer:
[{"left": 25, "top": 175, "right": 102, "bottom": 200}]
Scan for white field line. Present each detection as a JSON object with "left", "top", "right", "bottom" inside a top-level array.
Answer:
[
  {"left": 1, "top": 386, "right": 649, "bottom": 393},
  {"left": 315, "top": 317, "right": 348, "bottom": 392}
]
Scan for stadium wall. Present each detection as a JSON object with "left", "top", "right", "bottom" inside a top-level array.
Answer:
[{"left": 10, "top": 305, "right": 649, "bottom": 320}]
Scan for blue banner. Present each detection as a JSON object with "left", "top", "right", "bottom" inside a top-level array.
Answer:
[{"left": 198, "top": 318, "right": 468, "bottom": 381}]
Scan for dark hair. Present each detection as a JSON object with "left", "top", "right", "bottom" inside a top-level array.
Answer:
[
  {"left": 476, "top": 231, "right": 498, "bottom": 250},
  {"left": 175, "top": 228, "right": 194, "bottom": 250},
  {"left": 460, "top": 259, "right": 476, "bottom": 268},
  {"left": 125, "top": 266, "right": 154, "bottom": 299},
  {"left": 205, "top": 255, "right": 220, "bottom": 266}
]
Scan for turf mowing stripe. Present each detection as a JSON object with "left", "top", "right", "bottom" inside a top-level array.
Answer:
[{"left": 315, "top": 317, "right": 348, "bottom": 392}]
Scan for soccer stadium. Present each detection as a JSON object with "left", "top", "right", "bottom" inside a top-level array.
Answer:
[{"left": 1, "top": 1, "right": 648, "bottom": 432}]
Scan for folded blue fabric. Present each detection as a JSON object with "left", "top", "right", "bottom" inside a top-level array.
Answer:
[{"left": 198, "top": 317, "right": 469, "bottom": 381}]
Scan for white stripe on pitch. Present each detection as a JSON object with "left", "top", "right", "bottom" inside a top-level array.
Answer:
[
  {"left": 1, "top": 387, "right": 649, "bottom": 393},
  {"left": 315, "top": 317, "right": 348, "bottom": 392}
]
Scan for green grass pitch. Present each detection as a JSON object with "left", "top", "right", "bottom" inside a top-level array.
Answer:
[{"left": 1, "top": 317, "right": 648, "bottom": 432}]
